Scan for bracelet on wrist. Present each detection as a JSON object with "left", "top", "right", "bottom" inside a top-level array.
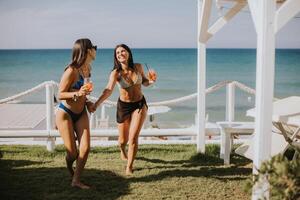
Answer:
[{"left": 73, "top": 92, "right": 79, "bottom": 102}]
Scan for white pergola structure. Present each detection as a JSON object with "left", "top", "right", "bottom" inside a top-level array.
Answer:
[{"left": 196, "top": 0, "right": 300, "bottom": 199}]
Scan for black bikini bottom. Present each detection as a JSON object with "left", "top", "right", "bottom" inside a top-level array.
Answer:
[{"left": 116, "top": 96, "right": 148, "bottom": 123}]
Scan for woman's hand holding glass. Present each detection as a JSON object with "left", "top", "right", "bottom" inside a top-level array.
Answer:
[
  {"left": 76, "top": 78, "right": 93, "bottom": 98},
  {"left": 83, "top": 78, "right": 93, "bottom": 93},
  {"left": 148, "top": 69, "right": 157, "bottom": 83},
  {"left": 145, "top": 63, "right": 157, "bottom": 84},
  {"left": 78, "top": 77, "right": 93, "bottom": 98},
  {"left": 77, "top": 86, "right": 89, "bottom": 97},
  {"left": 83, "top": 78, "right": 95, "bottom": 112}
]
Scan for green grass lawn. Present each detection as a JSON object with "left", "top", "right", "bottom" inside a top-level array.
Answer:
[{"left": 0, "top": 144, "right": 252, "bottom": 200}]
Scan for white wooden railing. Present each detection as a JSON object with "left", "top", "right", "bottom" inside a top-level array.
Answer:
[{"left": 0, "top": 80, "right": 257, "bottom": 151}]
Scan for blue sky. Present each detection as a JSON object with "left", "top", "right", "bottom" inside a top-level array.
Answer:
[{"left": 0, "top": 0, "right": 299, "bottom": 49}]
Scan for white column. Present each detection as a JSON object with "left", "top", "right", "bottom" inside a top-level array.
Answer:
[
  {"left": 197, "top": 43, "right": 206, "bottom": 153},
  {"left": 197, "top": 0, "right": 210, "bottom": 153},
  {"left": 226, "top": 83, "right": 235, "bottom": 122},
  {"left": 46, "top": 83, "right": 55, "bottom": 152},
  {"left": 252, "top": 0, "right": 276, "bottom": 199}
]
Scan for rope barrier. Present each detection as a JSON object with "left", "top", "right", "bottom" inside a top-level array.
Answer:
[
  {"left": 0, "top": 81, "right": 57, "bottom": 104},
  {"left": 232, "top": 81, "right": 256, "bottom": 95},
  {"left": 0, "top": 80, "right": 264, "bottom": 106}
]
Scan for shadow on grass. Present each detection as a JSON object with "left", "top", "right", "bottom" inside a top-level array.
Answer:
[
  {"left": 132, "top": 157, "right": 251, "bottom": 183},
  {"left": 133, "top": 144, "right": 252, "bottom": 183},
  {"left": 136, "top": 153, "right": 223, "bottom": 167},
  {"left": 0, "top": 144, "right": 252, "bottom": 199},
  {"left": 137, "top": 144, "right": 251, "bottom": 167},
  {"left": 0, "top": 160, "right": 129, "bottom": 200},
  {"left": 131, "top": 166, "right": 251, "bottom": 184},
  {"left": 0, "top": 159, "right": 47, "bottom": 169},
  {"left": 230, "top": 154, "right": 252, "bottom": 166},
  {"left": 136, "top": 156, "right": 186, "bottom": 165},
  {"left": 138, "top": 146, "right": 192, "bottom": 154},
  {"left": 134, "top": 165, "right": 179, "bottom": 172}
]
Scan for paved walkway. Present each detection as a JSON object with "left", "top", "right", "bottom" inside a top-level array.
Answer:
[{"left": 0, "top": 104, "right": 46, "bottom": 129}]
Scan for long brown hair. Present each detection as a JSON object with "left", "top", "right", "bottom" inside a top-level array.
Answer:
[
  {"left": 113, "top": 44, "right": 135, "bottom": 72},
  {"left": 69, "top": 38, "right": 93, "bottom": 69}
]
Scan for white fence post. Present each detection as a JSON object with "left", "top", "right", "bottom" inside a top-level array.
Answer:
[
  {"left": 226, "top": 82, "right": 235, "bottom": 122},
  {"left": 101, "top": 105, "right": 106, "bottom": 120},
  {"left": 89, "top": 113, "right": 96, "bottom": 129},
  {"left": 46, "top": 83, "right": 55, "bottom": 152}
]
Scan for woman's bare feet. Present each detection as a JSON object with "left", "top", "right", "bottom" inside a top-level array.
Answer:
[
  {"left": 71, "top": 181, "right": 90, "bottom": 189},
  {"left": 125, "top": 166, "right": 133, "bottom": 176},
  {"left": 65, "top": 156, "right": 75, "bottom": 176}
]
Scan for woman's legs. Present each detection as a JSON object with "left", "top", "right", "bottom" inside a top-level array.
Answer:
[
  {"left": 117, "top": 118, "right": 130, "bottom": 160},
  {"left": 73, "top": 111, "right": 90, "bottom": 189},
  {"left": 126, "top": 106, "right": 148, "bottom": 175},
  {"left": 55, "top": 110, "right": 78, "bottom": 177}
]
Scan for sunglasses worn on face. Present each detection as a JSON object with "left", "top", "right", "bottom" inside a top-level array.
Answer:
[{"left": 92, "top": 45, "right": 97, "bottom": 51}]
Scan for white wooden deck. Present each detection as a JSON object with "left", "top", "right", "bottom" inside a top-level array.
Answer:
[{"left": 0, "top": 104, "right": 46, "bottom": 129}]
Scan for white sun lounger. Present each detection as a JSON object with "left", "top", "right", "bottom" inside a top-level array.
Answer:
[
  {"left": 235, "top": 96, "right": 300, "bottom": 160},
  {"left": 235, "top": 132, "right": 289, "bottom": 160}
]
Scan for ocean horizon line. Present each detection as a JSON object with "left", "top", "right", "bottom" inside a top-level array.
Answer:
[{"left": 1, "top": 47, "right": 300, "bottom": 51}]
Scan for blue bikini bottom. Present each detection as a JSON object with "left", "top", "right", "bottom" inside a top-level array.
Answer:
[{"left": 58, "top": 103, "right": 85, "bottom": 123}]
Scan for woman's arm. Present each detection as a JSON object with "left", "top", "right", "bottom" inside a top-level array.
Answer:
[
  {"left": 57, "top": 68, "right": 77, "bottom": 100},
  {"left": 86, "top": 100, "right": 95, "bottom": 113},
  {"left": 57, "top": 67, "right": 89, "bottom": 101},
  {"left": 94, "top": 70, "right": 118, "bottom": 108}
]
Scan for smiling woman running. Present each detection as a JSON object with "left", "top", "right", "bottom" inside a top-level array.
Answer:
[{"left": 92, "top": 44, "right": 157, "bottom": 175}]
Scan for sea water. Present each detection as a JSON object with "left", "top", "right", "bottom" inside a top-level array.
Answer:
[{"left": 0, "top": 49, "right": 299, "bottom": 128}]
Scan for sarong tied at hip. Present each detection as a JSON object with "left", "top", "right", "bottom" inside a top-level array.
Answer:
[{"left": 116, "top": 96, "right": 148, "bottom": 123}]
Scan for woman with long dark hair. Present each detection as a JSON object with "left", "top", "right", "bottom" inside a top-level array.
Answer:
[
  {"left": 93, "top": 44, "right": 157, "bottom": 175},
  {"left": 55, "top": 38, "right": 97, "bottom": 188}
]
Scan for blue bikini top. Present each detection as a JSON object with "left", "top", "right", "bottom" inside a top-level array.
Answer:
[{"left": 72, "top": 75, "right": 84, "bottom": 90}]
